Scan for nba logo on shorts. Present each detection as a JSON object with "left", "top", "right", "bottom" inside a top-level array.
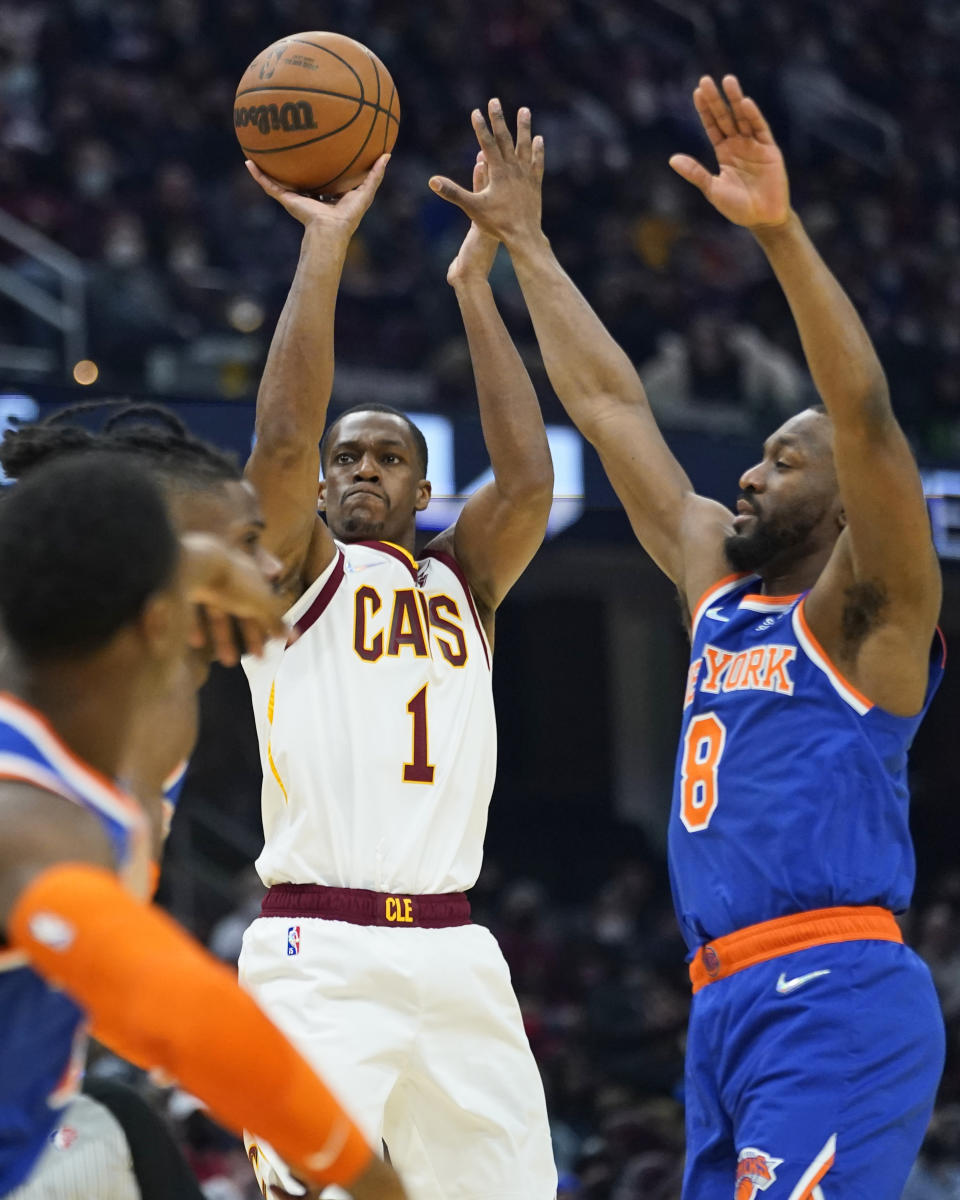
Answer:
[
  {"left": 735, "top": 1147, "right": 783, "bottom": 1198},
  {"left": 286, "top": 925, "right": 300, "bottom": 956}
]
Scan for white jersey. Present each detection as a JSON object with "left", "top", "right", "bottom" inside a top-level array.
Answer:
[{"left": 243, "top": 539, "right": 497, "bottom": 894}]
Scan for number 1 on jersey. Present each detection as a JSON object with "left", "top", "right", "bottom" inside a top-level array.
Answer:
[{"left": 403, "top": 684, "right": 435, "bottom": 784}]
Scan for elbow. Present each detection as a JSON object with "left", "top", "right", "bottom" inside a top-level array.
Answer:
[
  {"left": 854, "top": 371, "right": 892, "bottom": 420},
  {"left": 825, "top": 369, "right": 893, "bottom": 429},
  {"left": 579, "top": 390, "right": 646, "bottom": 443},
  {"left": 251, "top": 421, "right": 317, "bottom": 467},
  {"left": 506, "top": 475, "right": 555, "bottom": 516}
]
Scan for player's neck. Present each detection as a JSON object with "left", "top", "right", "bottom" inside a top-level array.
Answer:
[
  {"left": 757, "top": 542, "right": 834, "bottom": 597},
  {"left": 15, "top": 658, "right": 143, "bottom": 782},
  {"left": 343, "top": 529, "right": 417, "bottom": 556}
]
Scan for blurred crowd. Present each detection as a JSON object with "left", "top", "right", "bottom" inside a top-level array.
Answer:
[
  {"left": 92, "top": 852, "right": 960, "bottom": 1199},
  {"left": 1, "top": 0, "right": 960, "bottom": 452}
]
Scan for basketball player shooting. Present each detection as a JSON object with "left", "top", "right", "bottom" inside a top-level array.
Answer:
[
  {"left": 238, "top": 137, "right": 557, "bottom": 1199},
  {"left": 430, "top": 82, "right": 945, "bottom": 1198}
]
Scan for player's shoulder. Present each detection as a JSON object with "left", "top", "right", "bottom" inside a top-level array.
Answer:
[
  {"left": 336, "top": 538, "right": 468, "bottom": 592},
  {"left": 688, "top": 571, "right": 760, "bottom": 639},
  {"left": 339, "top": 538, "right": 419, "bottom": 575}
]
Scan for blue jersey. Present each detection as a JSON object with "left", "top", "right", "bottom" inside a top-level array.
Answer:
[
  {"left": 0, "top": 694, "right": 147, "bottom": 1194},
  {"left": 161, "top": 758, "right": 188, "bottom": 839},
  {"left": 668, "top": 574, "right": 945, "bottom": 953}
]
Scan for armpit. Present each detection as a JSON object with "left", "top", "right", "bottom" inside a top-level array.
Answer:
[{"left": 841, "top": 578, "right": 888, "bottom": 647}]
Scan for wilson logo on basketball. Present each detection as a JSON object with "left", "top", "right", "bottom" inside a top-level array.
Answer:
[{"left": 234, "top": 102, "right": 318, "bottom": 135}]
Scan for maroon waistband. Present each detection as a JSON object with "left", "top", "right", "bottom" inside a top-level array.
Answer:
[{"left": 260, "top": 883, "right": 472, "bottom": 929}]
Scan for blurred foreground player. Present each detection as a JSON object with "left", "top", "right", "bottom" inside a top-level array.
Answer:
[
  {"left": 238, "top": 151, "right": 557, "bottom": 1196},
  {"left": 0, "top": 456, "right": 405, "bottom": 1200},
  {"left": 1, "top": 406, "right": 281, "bottom": 1200},
  {"left": 0, "top": 401, "right": 283, "bottom": 855},
  {"left": 430, "top": 86, "right": 945, "bottom": 1198}
]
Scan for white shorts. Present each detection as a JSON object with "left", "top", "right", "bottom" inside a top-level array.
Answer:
[{"left": 238, "top": 916, "right": 556, "bottom": 1200}]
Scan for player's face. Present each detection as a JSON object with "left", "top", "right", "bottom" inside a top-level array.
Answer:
[
  {"left": 725, "top": 409, "right": 842, "bottom": 574},
  {"left": 320, "top": 412, "right": 430, "bottom": 543},
  {"left": 168, "top": 480, "right": 280, "bottom": 582},
  {"left": 167, "top": 480, "right": 280, "bottom": 674}
]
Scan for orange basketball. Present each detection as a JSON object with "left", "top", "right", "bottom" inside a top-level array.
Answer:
[{"left": 234, "top": 32, "right": 399, "bottom": 194}]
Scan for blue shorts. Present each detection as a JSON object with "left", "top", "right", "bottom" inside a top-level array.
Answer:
[{"left": 683, "top": 939, "right": 944, "bottom": 1199}]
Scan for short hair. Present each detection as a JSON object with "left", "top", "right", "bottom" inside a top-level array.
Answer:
[
  {"left": 319, "top": 403, "right": 428, "bottom": 477},
  {"left": 0, "top": 400, "right": 241, "bottom": 493},
  {"left": 0, "top": 453, "right": 179, "bottom": 660}
]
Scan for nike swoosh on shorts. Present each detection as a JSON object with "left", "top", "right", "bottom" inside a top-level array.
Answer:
[{"left": 775, "top": 969, "right": 831, "bottom": 995}]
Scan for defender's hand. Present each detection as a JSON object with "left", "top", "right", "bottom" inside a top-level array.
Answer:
[
  {"left": 446, "top": 155, "right": 499, "bottom": 286},
  {"left": 429, "top": 101, "right": 544, "bottom": 250},
  {"left": 344, "top": 1156, "right": 407, "bottom": 1200},
  {"left": 181, "top": 533, "right": 288, "bottom": 666},
  {"left": 669, "top": 75, "right": 790, "bottom": 229},
  {"left": 270, "top": 1155, "right": 407, "bottom": 1200},
  {"left": 246, "top": 154, "right": 390, "bottom": 238}
]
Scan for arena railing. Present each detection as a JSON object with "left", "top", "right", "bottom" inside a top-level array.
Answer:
[{"left": 0, "top": 207, "right": 86, "bottom": 377}]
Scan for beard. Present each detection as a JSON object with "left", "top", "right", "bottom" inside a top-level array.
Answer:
[
  {"left": 724, "top": 505, "right": 825, "bottom": 573},
  {"left": 334, "top": 511, "right": 387, "bottom": 539},
  {"left": 328, "top": 491, "right": 390, "bottom": 540}
]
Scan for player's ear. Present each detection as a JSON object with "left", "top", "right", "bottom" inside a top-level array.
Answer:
[
  {"left": 837, "top": 505, "right": 847, "bottom": 531},
  {"left": 317, "top": 479, "right": 326, "bottom": 513},
  {"left": 415, "top": 479, "right": 431, "bottom": 512},
  {"left": 137, "top": 587, "right": 186, "bottom": 665}
]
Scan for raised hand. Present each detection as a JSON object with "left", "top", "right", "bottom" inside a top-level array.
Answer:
[
  {"left": 669, "top": 75, "right": 790, "bottom": 229},
  {"left": 181, "top": 532, "right": 289, "bottom": 666},
  {"left": 246, "top": 154, "right": 390, "bottom": 238},
  {"left": 429, "top": 101, "right": 544, "bottom": 249},
  {"left": 446, "top": 155, "right": 499, "bottom": 287}
]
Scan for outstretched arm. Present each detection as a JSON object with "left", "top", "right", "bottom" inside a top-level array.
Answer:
[
  {"left": 0, "top": 789, "right": 405, "bottom": 1200},
  {"left": 244, "top": 158, "right": 389, "bottom": 601},
  {"left": 671, "top": 76, "right": 940, "bottom": 709},
  {"left": 427, "top": 153, "right": 553, "bottom": 627},
  {"left": 429, "top": 104, "right": 731, "bottom": 608}
]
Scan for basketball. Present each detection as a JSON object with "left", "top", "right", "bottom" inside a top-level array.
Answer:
[{"left": 234, "top": 32, "right": 400, "bottom": 194}]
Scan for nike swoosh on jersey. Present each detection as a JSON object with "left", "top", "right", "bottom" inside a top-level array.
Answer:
[
  {"left": 775, "top": 969, "right": 831, "bottom": 995},
  {"left": 705, "top": 606, "right": 730, "bottom": 622}
]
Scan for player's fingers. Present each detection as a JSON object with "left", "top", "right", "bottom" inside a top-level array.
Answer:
[
  {"left": 429, "top": 174, "right": 481, "bottom": 216},
  {"left": 239, "top": 617, "right": 265, "bottom": 659},
  {"left": 721, "top": 75, "right": 754, "bottom": 138},
  {"left": 668, "top": 153, "right": 715, "bottom": 196},
  {"left": 516, "top": 106, "right": 533, "bottom": 163},
  {"left": 336, "top": 153, "right": 390, "bottom": 216},
  {"left": 470, "top": 107, "right": 499, "bottom": 159},
  {"left": 472, "top": 157, "right": 489, "bottom": 192},
  {"left": 204, "top": 606, "right": 240, "bottom": 668},
  {"left": 698, "top": 75, "right": 737, "bottom": 139},
  {"left": 355, "top": 152, "right": 391, "bottom": 197},
  {"left": 244, "top": 160, "right": 292, "bottom": 199},
  {"left": 187, "top": 605, "right": 209, "bottom": 651},
  {"left": 692, "top": 87, "right": 725, "bottom": 148},
  {"left": 487, "top": 98, "right": 515, "bottom": 160},
  {"left": 738, "top": 94, "right": 775, "bottom": 145},
  {"left": 532, "top": 134, "right": 545, "bottom": 181}
]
